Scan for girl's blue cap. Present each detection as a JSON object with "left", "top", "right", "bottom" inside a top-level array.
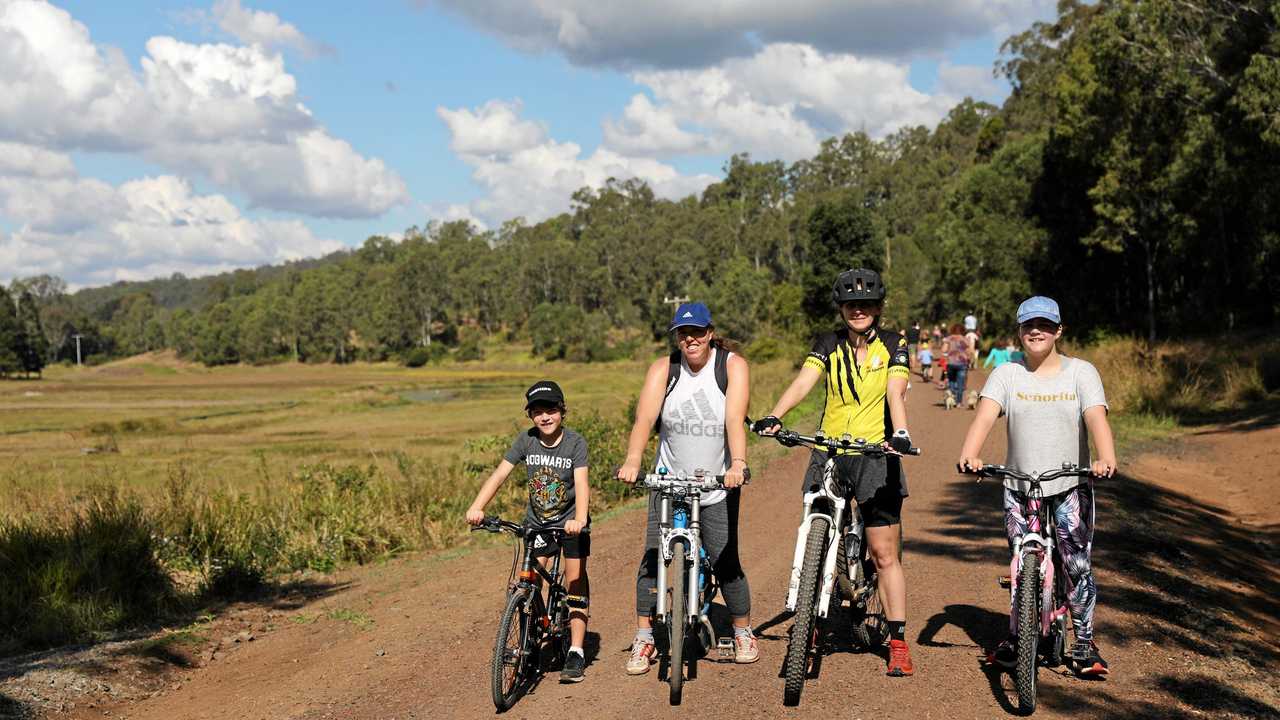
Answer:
[{"left": 1016, "top": 296, "right": 1061, "bottom": 324}]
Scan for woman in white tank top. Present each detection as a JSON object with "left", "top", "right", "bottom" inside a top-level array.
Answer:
[{"left": 616, "top": 302, "right": 757, "bottom": 672}]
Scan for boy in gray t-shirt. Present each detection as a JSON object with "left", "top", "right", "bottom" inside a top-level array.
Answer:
[
  {"left": 465, "top": 380, "right": 591, "bottom": 683},
  {"left": 958, "top": 296, "right": 1117, "bottom": 678}
]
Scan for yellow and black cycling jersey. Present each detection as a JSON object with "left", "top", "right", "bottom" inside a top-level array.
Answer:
[{"left": 803, "top": 327, "right": 910, "bottom": 446}]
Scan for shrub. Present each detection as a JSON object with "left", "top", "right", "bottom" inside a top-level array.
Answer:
[
  {"left": 401, "top": 344, "right": 447, "bottom": 368},
  {"left": 454, "top": 335, "right": 484, "bottom": 362}
]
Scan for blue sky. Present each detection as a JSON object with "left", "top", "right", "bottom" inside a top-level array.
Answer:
[{"left": 0, "top": 0, "right": 1056, "bottom": 287}]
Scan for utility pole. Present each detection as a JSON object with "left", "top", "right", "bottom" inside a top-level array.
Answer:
[
  {"left": 662, "top": 295, "right": 689, "bottom": 310},
  {"left": 72, "top": 334, "right": 82, "bottom": 366}
]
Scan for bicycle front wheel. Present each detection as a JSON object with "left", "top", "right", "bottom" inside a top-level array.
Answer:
[
  {"left": 1015, "top": 552, "right": 1041, "bottom": 714},
  {"left": 492, "top": 589, "right": 535, "bottom": 711},
  {"left": 784, "top": 517, "right": 829, "bottom": 706},
  {"left": 668, "top": 539, "right": 688, "bottom": 706}
]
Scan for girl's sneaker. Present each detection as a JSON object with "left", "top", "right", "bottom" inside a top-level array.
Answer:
[
  {"left": 1069, "top": 640, "right": 1109, "bottom": 676},
  {"left": 625, "top": 640, "right": 655, "bottom": 675},
  {"left": 987, "top": 638, "right": 1016, "bottom": 668},
  {"left": 734, "top": 632, "right": 759, "bottom": 663}
]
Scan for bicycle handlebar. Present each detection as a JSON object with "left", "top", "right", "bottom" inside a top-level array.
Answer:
[
  {"left": 470, "top": 516, "right": 589, "bottom": 536},
  {"left": 747, "top": 417, "right": 920, "bottom": 457},
  {"left": 956, "top": 463, "right": 1093, "bottom": 485}
]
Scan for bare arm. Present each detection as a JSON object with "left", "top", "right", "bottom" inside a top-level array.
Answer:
[
  {"left": 764, "top": 365, "right": 823, "bottom": 429},
  {"left": 1083, "top": 405, "right": 1117, "bottom": 477},
  {"left": 564, "top": 466, "right": 590, "bottom": 535},
  {"left": 618, "top": 357, "right": 669, "bottom": 483},
  {"left": 958, "top": 398, "right": 1002, "bottom": 471},
  {"left": 886, "top": 373, "right": 908, "bottom": 436},
  {"left": 466, "top": 459, "right": 516, "bottom": 524},
  {"left": 723, "top": 354, "right": 749, "bottom": 488}
]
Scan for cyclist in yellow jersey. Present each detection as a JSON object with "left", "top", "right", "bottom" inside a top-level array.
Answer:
[{"left": 753, "top": 268, "right": 916, "bottom": 677}]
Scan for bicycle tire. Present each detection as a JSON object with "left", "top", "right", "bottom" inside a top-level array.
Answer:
[
  {"left": 1015, "top": 552, "right": 1040, "bottom": 715},
  {"left": 668, "top": 539, "right": 688, "bottom": 706},
  {"left": 491, "top": 590, "right": 533, "bottom": 711},
  {"left": 784, "top": 517, "right": 829, "bottom": 706}
]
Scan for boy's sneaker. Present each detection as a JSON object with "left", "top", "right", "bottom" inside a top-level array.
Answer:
[
  {"left": 734, "top": 632, "right": 759, "bottom": 663},
  {"left": 886, "top": 639, "right": 915, "bottom": 676},
  {"left": 560, "top": 650, "right": 586, "bottom": 683},
  {"left": 625, "top": 640, "right": 656, "bottom": 675},
  {"left": 987, "top": 638, "right": 1016, "bottom": 668},
  {"left": 1069, "top": 640, "right": 1109, "bottom": 677}
]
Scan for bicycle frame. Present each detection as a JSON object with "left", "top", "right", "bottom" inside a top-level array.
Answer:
[
  {"left": 786, "top": 457, "right": 847, "bottom": 618},
  {"left": 1009, "top": 487, "right": 1064, "bottom": 637}
]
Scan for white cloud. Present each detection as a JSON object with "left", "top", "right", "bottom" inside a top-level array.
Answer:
[
  {"left": 936, "top": 61, "right": 1004, "bottom": 103},
  {"left": 437, "top": 99, "right": 547, "bottom": 157},
  {"left": 210, "top": 0, "right": 328, "bottom": 57},
  {"left": 0, "top": 144, "right": 342, "bottom": 286},
  {"left": 0, "top": 0, "right": 406, "bottom": 217},
  {"left": 428, "top": 0, "right": 1055, "bottom": 69},
  {"left": 438, "top": 99, "right": 716, "bottom": 226},
  {"left": 602, "top": 94, "right": 712, "bottom": 157},
  {"left": 0, "top": 141, "right": 75, "bottom": 178},
  {"left": 613, "top": 43, "right": 976, "bottom": 162}
]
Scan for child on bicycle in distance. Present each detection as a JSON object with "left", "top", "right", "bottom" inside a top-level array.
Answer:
[
  {"left": 957, "top": 296, "right": 1117, "bottom": 677},
  {"left": 466, "top": 380, "right": 591, "bottom": 683}
]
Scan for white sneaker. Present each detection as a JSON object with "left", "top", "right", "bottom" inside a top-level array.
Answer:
[
  {"left": 626, "top": 640, "right": 656, "bottom": 675},
  {"left": 734, "top": 633, "right": 759, "bottom": 664}
]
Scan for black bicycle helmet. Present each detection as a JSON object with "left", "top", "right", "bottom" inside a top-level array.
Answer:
[{"left": 832, "top": 268, "right": 886, "bottom": 305}]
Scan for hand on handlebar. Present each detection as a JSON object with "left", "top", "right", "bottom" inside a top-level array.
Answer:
[
  {"left": 888, "top": 429, "right": 913, "bottom": 454},
  {"left": 564, "top": 518, "right": 586, "bottom": 536},
  {"left": 616, "top": 461, "right": 641, "bottom": 485},
  {"left": 1090, "top": 459, "right": 1116, "bottom": 478},
  {"left": 723, "top": 464, "right": 748, "bottom": 489},
  {"left": 465, "top": 508, "right": 485, "bottom": 526},
  {"left": 751, "top": 415, "right": 782, "bottom": 435}
]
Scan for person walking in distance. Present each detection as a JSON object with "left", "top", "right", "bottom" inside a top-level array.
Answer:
[{"left": 616, "top": 302, "right": 757, "bottom": 674}]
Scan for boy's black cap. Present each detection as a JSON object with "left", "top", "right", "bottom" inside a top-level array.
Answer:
[{"left": 524, "top": 380, "right": 565, "bottom": 409}]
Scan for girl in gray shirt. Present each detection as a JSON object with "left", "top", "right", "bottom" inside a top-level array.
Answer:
[{"left": 958, "top": 296, "right": 1118, "bottom": 678}]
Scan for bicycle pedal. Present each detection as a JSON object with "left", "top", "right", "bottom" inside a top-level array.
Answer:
[
  {"left": 715, "top": 638, "right": 736, "bottom": 660},
  {"left": 997, "top": 575, "right": 1011, "bottom": 589}
]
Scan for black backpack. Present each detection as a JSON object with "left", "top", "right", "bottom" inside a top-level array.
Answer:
[{"left": 655, "top": 347, "right": 730, "bottom": 431}]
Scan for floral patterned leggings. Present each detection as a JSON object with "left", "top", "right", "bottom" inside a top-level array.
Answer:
[{"left": 1004, "top": 482, "right": 1097, "bottom": 641}]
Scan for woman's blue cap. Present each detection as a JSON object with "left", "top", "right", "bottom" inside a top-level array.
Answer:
[
  {"left": 1017, "top": 296, "right": 1061, "bottom": 324},
  {"left": 669, "top": 302, "right": 712, "bottom": 330}
]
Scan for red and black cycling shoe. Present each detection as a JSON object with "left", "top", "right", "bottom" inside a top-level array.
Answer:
[
  {"left": 887, "top": 639, "right": 915, "bottom": 677},
  {"left": 1069, "top": 640, "right": 1109, "bottom": 677}
]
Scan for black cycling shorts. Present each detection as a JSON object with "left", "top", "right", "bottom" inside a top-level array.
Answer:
[
  {"left": 801, "top": 451, "right": 906, "bottom": 528},
  {"left": 530, "top": 529, "right": 591, "bottom": 559}
]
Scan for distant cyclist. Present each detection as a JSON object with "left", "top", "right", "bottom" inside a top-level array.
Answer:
[
  {"left": 753, "top": 268, "right": 916, "bottom": 677},
  {"left": 957, "top": 296, "right": 1117, "bottom": 676},
  {"left": 617, "top": 302, "right": 757, "bottom": 674}
]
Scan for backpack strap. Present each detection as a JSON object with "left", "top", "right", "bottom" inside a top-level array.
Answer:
[
  {"left": 655, "top": 350, "right": 682, "bottom": 432},
  {"left": 713, "top": 344, "right": 729, "bottom": 395}
]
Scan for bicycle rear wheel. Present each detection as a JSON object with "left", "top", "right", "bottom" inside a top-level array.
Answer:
[
  {"left": 784, "top": 517, "right": 829, "bottom": 706},
  {"left": 1015, "top": 552, "right": 1041, "bottom": 715},
  {"left": 668, "top": 539, "right": 688, "bottom": 706},
  {"left": 492, "top": 589, "right": 536, "bottom": 711}
]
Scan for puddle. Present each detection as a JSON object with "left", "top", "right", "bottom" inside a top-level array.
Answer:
[{"left": 400, "top": 389, "right": 458, "bottom": 403}]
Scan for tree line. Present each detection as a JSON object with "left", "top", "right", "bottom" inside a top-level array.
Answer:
[{"left": 7, "top": 0, "right": 1278, "bottom": 370}]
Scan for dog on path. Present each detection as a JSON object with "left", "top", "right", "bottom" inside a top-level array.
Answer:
[
  {"left": 966, "top": 390, "right": 979, "bottom": 410},
  {"left": 944, "top": 390, "right": 956, "bottom": 410}
]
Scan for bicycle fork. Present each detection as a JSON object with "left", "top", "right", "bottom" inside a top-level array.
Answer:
[
  {"left": 1009, "top": 497, "right": 1063, "bottom": 636},
  {"left": 656, "top": 496, "right": 702, "bottom": 627},
  {"left": 785, "top": 491, "right": 846, "bottom": 617}
]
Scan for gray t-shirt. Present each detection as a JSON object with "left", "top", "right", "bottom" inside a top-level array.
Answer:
[
  {"left": 504, "top": 428, "right": 589, "bottom": 529},
  {"left": 979, "top": 356, "right": 1108, "bottom": 496}
]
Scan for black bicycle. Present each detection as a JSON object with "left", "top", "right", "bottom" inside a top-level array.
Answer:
[
  {"left": 472, "top": 516, "right": 584, "bottom": 712},
  {"left": 958, "top": 463, "right": 1092, "bottom": 715},
  {"left": 754, "top": 424, "right": 918, "bottom": 705}
]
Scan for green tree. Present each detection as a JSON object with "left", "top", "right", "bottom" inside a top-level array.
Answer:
[
  {"left": 17, "top": 290, "right": 48, "bottom": 377},
  {"left": 0, "top": 287, "right": 24, "bottom": 377}
]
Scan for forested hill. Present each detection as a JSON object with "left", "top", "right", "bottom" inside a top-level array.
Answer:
[{"left": 4, "top": 0, "right": 1279, "bottom": 371}]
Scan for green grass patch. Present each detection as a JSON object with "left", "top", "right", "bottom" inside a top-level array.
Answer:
[{"left": 327, "top": 608, "right": 374, "bottom": 630}]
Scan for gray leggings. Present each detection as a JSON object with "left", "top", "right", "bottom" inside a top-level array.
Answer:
[{"left": 635, "top": 489, "right": 751, "bottom": 618}]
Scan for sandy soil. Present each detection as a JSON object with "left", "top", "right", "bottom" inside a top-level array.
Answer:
[{"left": 4, "top": 372, "right": 1277, "bottom": 720}]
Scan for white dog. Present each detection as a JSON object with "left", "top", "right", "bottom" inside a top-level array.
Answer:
[
  {"left": 966, "top": 390, "right": 979, "bottom": 410},
  {"left": 943, "top": 389, "right": 956, "bottom": 410}
]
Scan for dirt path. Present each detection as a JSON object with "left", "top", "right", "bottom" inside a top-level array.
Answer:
[{"left": 17, "top": 374, "right": 1279, "bottom": 719}]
